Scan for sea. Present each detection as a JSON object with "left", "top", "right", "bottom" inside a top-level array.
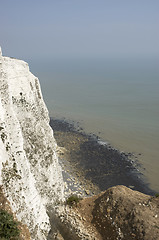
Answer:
[{"left": 29, "top": 57, "right": 159, "bottom": 193}]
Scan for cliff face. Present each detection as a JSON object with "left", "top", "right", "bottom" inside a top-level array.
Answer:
[
  {"left": 1, "top": 49, "right": 158, "bottom": 240},
  {"left": 0, "top": 48, "right": 64, "bottom": 239}
]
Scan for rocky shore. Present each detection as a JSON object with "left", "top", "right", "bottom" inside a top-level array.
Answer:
[
  {"left": 47, "top": 118, "right": 159, "bottom": 239},
  {"left": 50, "top": 117, "right": 155, "bottom": 197}
]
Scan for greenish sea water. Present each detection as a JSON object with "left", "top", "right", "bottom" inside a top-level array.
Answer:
[{"left": 30, "top": 57, "right": 159, "bottom": 192}]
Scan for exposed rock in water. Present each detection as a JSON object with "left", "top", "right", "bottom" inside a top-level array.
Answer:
[{"left": 50, "top": 118, "right": 155, "bottom": 196}]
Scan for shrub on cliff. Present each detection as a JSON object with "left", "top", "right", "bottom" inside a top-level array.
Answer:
[
  {"left": 0, "top": 209, "right": 20, "bottom": 239},
  {"left": 66, "top": 195, "right": 82, "bottom": 206}
]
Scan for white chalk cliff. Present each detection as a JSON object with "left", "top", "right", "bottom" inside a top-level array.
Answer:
[{"left": 0, "top": 48, "right": 64, "bottom": 239}]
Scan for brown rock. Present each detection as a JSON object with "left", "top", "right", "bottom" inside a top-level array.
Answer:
[{"left": 76, "top": 185, "right": 159, "bottom": 240}]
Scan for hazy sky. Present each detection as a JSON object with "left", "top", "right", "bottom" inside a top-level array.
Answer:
[{"left": 0, "top": 0, "right": 159, "bottom": 60}]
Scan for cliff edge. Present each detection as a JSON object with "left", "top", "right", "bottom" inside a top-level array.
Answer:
[{"left": 0, "top": 47, "right": 64, "bottom": 239}]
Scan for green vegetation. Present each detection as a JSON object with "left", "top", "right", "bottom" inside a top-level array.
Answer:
[
  {"left": 66, "top": 195, "right": 82, "bottom": 206},
  {"left": 155, "top": 193, "right": 159, "bottom": 198},
  {"left": 0, "top": 209, "right": 20, "bottom": 239},
  {"left": 154, "top": 225, "right": 159, "bottom": 229}
]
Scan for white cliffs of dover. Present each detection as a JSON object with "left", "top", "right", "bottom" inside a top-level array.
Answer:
[{"left": 0, "top": 48, "right": 64, "bottom": 239}]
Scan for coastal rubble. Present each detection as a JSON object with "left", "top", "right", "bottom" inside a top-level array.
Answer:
[{"left": 54, "top": 186, "right": 159, "bottom": 240}]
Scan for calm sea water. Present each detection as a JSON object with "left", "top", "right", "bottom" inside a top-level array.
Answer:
[{"left": 30, "top": 57, "right": 159, "bottom": 192}]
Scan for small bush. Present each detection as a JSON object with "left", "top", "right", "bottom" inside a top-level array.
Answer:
[
  {"left": 66, "top": 195, "right": 82, "bottom": 206},
  {"left": 0, "top": 209, "right": 20, "bottom": 239},
  {"left": 155, "top": 193, "right": 159, "bottom": 198}
]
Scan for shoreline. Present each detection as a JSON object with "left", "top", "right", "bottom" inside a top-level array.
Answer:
[{"left": 50, "top": 117, "right": 156, "bottom": 197}]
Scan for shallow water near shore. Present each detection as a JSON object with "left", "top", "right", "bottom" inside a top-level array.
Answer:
[
  {"left": 30, "top": 57, "right": 159, "bottom": 193},
  {"left": 50, "top": 118, "right": 155, "bottom": 196}
]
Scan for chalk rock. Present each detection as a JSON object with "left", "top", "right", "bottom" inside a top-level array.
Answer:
[{"left": 0, "top": 48, "right": 64, "bottom": 239}]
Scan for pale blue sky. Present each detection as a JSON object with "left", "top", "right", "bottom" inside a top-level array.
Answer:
[{"left": 0, "top": 0, "right": 158, "bottom": 60}]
